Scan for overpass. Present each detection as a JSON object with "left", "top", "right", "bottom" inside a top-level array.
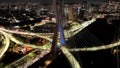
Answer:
[
  {"left": 1, "top": 16, "right": 97, "bottom": 68},
  {"left": 0, "top": 0, "right": 120, "bottom": 68}
]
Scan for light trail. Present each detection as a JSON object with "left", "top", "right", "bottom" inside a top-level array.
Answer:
[
  {"left": 69, "top": 40, "right": 120, "bottom": 52},
  {"left": 5, "top": 49, "right": 50, "bottom": 68},
  {"left": 0, "top": 31, "right": 10, "bottom": 60},
  {"left": 0, "top": 28, "right": 52, "bottom": 42},
  {"left": 0, "top": 31, "right": 51, "bottom": 50}
]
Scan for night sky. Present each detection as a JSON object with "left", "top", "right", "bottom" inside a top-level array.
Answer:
[{"left": 0, "top": 0, "right": 110, "bottom": 3}]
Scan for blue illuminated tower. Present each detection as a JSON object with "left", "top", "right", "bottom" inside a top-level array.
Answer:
[{"left": 50, "top": 0, "right": 66, "bottom": 59}]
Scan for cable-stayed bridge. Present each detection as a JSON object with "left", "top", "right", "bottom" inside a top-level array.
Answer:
[
  {"left": 0, "top": 0, "right": 120, "bottom": 68},
  {"left": 0, "top": 15, "right": 120, "bottom": 68}
]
